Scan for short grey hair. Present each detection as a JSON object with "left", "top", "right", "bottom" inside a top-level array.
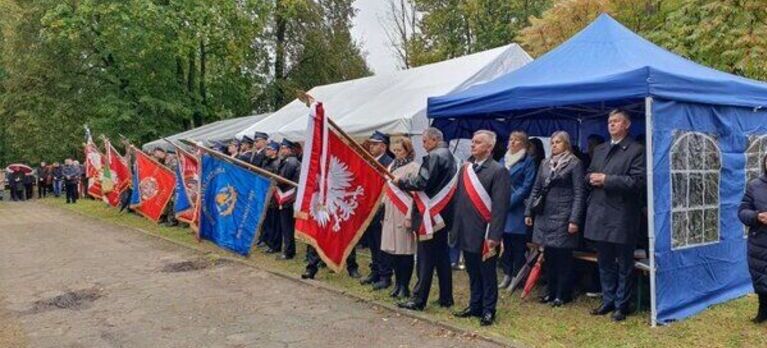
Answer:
[
  {"left": 473, "top": 129, "right": 497, "bottom": 147},
  {"left": 422, "top": 127, "right": 444, "bottom": 142},
  {"left": 609, "top": 108, "right": 631, "bottom": 123}
]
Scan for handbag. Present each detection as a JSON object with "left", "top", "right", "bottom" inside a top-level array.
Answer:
[{"left": 530, "top": 177, "right": 552, "bottom": 215}]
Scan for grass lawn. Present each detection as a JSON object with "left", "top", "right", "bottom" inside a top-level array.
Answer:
[{"left": 41, "top": 197, "right": 767, "bottom": 347}]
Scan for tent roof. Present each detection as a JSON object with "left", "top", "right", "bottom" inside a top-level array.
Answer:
[
  {"left": 142, "top": 113, "right": 270, "bottom": 151},
  {"left": 237, "top": 44, "right": 532, "bottom": 141},
  {"left": 428, "top": 14, "right": 767, "bottom": 118}
]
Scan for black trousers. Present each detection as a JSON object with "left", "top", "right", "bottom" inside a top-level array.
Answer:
[
  {"left": 38, "top": 181, "right": 48, "bottom": 198},
  {"left": 390, "top": 253, "right": 414, "bottom": 290},
  {"left": 279, "top": 206, "right": 295, "bottom": 257},
  {"left": 365, "top": 208, "right": 393, "bottom": 280},
  {"left": 464, "top": 250, "right": 498, "bottom": 315},
  {"left": 261, "top": 207, "right": 282, "bottom": 251},
  {"left": 11, "top": 187, "right": 23, "bottom": 201},
  {"left": 65, "top": 182, "right": 78, "bottom": 203},
  {"left": 545, "top": 247, "right": 574, "bottom": 301},
  {"left": 305, "top": 246, "right": 358, "bottom": 274},
  {"left": 501, "top": 233, "right": 527, "bottom": 277},
  {"left": 412, "top": 229, "right": 453, "bottom": 306},
  {"left": 595, "top": 241, "right": 635, "bottom": 311},
  {"left": 24, "top": 184, "right": 33, "bottom": 199}
]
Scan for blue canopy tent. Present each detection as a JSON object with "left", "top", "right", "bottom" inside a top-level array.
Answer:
[{"left": 427, "top": 14, "right": 767, "bottom": 325}]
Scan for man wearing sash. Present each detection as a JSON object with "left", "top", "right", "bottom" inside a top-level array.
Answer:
[
  {"left": 452, "top": 130, "right": 510, "bottom": 326},
  {"left": 276, "top": 138, "right": 301, "bottom": 260},
  {"left": 394, "top": 127, "right": 457, "bottom": 311}
]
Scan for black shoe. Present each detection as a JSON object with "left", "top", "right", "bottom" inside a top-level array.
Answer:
[
  {"left": 372, "top": 278, "right": 392, "bottom": 290},
  {"left": 255, "top": 241, "right": 266, "bottom": 248},
  {"left": 264, "top": 248, "right": 277, "bottom": 254},
  {"left": 301, "top": 269, "right": 316, "bottom": 280},
  {"left": 550, "top": 298, "right": 564, "bottom": 307},
  {"left": 453, "top": 307, "right": 481, "bottom": 318},
  {"left": 277, "top": 254, "right": 293, "bottom": 260},
  {"left": 538, "top": 295, "right": 553, "bottom": 304},
  {"left": 752, "top": 312, "right": 767, "bottom": 324},
  {"left": 360, "top": 274, "right": 378, "bottom": 285},
  {"left": 611, "top": 309, "right": 627, "bottom": 322},
  {"left": 389, "top": 285, "right": 402, "bottom": 298},
  {"left": 398, "top": 300, "right": 424, "bottom": 311},
  {"left": 347, "top": 269, "right": 361, "bottom": 279},
  {"left": 479, "top": 312, "right": 495, "bottom": 326},
  {"left": 438, "top": 300, "right": 454, "bottom": 308},
  {"left": 590, "top": 303, "right": 615, "bottom": 316}
]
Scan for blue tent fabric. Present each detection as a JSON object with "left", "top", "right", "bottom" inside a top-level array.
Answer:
[
  {"left": 199, "top": 154, "right": 274, "bottom": 256},
  {"left": 426, "top": 13, "right": 767, "bottom": 324},
  {"left": 428, "top": 14, "right": 767, "bottom": 118},
  {"left": 651, "top": 99, "right": 766, "bottom": 322}
]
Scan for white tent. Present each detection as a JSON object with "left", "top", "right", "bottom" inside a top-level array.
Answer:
[
  {"left": 236, "top": 44, "right": 532, "bottom": 142},
  {"left": 142, "top": 113, "right": 270, "bottom": 152}
]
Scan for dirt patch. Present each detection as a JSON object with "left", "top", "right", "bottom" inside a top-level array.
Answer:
[
  {"left": 28, "top": 288, "right": 103, "bottom": 314},
  {"left": 160, "top": 258, "right": 231, "bottom": 273}
]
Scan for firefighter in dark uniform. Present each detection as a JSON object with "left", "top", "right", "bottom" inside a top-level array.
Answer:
[
  {"left": 276, "top": 138, "right": 301, "bottom": 260},
  {"left": 236, "top": 135, "right": 254, "bottom": 163},
  {"left": 257, "top": 141, "right": 283, "bottom": 252},
  {"left": 250, "top": 132, "right": 269, "bottom": 168}
]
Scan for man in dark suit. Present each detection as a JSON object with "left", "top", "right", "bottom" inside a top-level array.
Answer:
[
  {"left": 585, "top": 109, "right": 646, "bottom": 322},
  {"left": 250, "top": 132, "right": 269, "bottom": 168},
  {"left": 394, "top": 127, "right": 457, "bottom": 311},
  {"left": 236, "top": 135, "right": 255, "bottom": 163},
  {"left": 276, "top": 139, "right": 301, "bottom": 260},
  {"left": 452, "top": 130, "right": 510, "bottom": 326},
  {"left": 358, "top": 131, "right": 394, "bottom": 289}
]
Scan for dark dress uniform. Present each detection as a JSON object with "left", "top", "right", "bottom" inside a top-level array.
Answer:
[
  {"left": 277, "top": 142, "right": 301, "bottom": 259},
  {"left": 453, "top": 158, "right": 510, "bottom": 324},
  {"left": 396, "top": 144, "right": 457, "bottom": 309},
  {"left": 359, "top": 151, "right": 394, "bottom": 287},
  {"left": 584, "top": 137, "right": 645, "bottom": 316},
  {"left": 9, "top": 171, "right": 25, "bottom": 201},
  {"left": 259, "top": 153, "right": 282, "bottom": 252}
]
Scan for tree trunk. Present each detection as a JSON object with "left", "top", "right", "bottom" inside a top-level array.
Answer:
[
  {"left": 198, "top": 37, "right": 206, "bottom": 128},
  {"left": 273, "top": 0, "right": 287, "bottom": 109}
]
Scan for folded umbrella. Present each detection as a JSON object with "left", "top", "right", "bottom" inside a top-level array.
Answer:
[
  {"left": 506, "top": 247, "right": 540, "bottom": 293},
  {"left": 521, "top": 252, "right": 544, "bottom": 299}
]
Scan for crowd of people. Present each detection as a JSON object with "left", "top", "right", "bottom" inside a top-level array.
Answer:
[
  {"left": 1, "top": 159, "right": 88, "bottom": 204},
  {"left": 6, "top": 107, "right": 766, "bottom": 326}
]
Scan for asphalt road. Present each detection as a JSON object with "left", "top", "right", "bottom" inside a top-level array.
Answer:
[{"left": 0, "top": 201, "right": 502, "bottom": 348}]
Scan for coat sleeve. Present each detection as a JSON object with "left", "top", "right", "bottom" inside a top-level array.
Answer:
[
  {"left": 510, "top": 160, "right": 536, "bottom": 208},
  {"left": 525, "top": 165, "right": 544, "bottom": 217},
  {"left": 603, "top": 147, "right": 646, "bottom": 194},
  {"left": 569, "top": 161, "right": 586, "bottom": 225},
  {"left": 398, "top": 155, "right": 436, "bottom": 191},
  {"left": 490, "top": 166, "right": 511, "bottom": 242},
  {"left": 739, "top": 184, "right": 761, "bottom": 228}
]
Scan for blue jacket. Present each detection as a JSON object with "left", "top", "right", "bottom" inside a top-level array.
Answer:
[{"left": 500, "top": 155, "right": 537, "bottom": 234}]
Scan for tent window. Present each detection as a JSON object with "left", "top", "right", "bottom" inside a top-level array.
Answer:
[
  {"left": 746, "top": 135, "right": 767, "bottom": 184},
  {"left": 670, "top": 131, "right": 721, "bottom": 249}
]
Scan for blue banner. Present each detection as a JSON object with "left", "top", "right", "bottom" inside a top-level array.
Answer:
[
  {"left": 129, "top": 161, "right": 140, "bottom": 206},
  {"left": 199, "top": 154, "right": 274, "bottom": 255},
  {"left": 174, "top": 163, "right": 192, "bottom": 213}
]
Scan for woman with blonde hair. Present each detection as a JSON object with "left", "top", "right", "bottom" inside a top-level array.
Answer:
[
  {"left": 525, "top": 131, "right": 585, "bottom": 307},
  {"left": 381, "top": 137, "right": 420, "bottom": 298}
]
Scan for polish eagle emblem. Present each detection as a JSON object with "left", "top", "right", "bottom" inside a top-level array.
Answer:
[{"left": 310, "top": 156, "right": 364, "bottom": 232}]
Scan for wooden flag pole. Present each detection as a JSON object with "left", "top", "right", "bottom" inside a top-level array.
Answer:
[
  {"left": 179, "top": 139, "right": 298, "bottom": 187},
  {"left": 325, "top": 118, "right": 395, "bottom": 181},
  {"left": 163, "top": 138, "right": 198, "bottom": 161}
]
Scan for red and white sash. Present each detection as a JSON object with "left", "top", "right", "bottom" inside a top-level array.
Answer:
[
  {"left": 461, "top": 163, "right": 499, "bottom": 261},
  {"left": 384, "top": 181, "right": 411, "bottom": 215},
  {"left": 413, "top": 165, "right": 460, "bottom": 240},
  {"left": 274, "top": 187, "right": 296, "bottom": 208}
]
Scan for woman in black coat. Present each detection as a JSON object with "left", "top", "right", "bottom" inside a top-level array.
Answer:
[
  {"left": 525, "top": 131, "right": 585, "bottom": 307},
  {"left": 739, "top": 153, "right": 767, "bottom": 323}
]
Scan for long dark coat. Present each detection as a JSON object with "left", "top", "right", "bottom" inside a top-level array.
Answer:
[
  {"left": 526, "top": 157, "right": 585, "bottom": 249},
  {"left": 452, "top": 159, "right": 510, "bottom": 253},
  {"left": 739, "top": 175, "right": 767, "bottom": 293},
  {"left": 583, "top": 137, "right": 646, "bottom": 245}
]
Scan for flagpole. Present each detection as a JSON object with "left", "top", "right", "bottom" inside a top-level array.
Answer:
[
  {"left": 179, "top": 139, "right": 298, "bottom": 187},
  {"left": 325, "top": 118, "right": 396, "bottom": 181},
  {"left": 162, "top": 138, "right": 198, "bottom": 161},
  {"left": 129, "top": 145, "right": 174, "bottom": 172}
]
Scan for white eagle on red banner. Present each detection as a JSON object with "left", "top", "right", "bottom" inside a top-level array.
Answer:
[{"left": 309, "top": 156, "right": 364, "bottom": 232}]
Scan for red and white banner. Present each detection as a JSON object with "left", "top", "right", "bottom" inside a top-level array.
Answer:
[
  {"left": 130, "top": 150, "right": 176, "bottom": 223},
  {"left": 84, "top": 134, "right": 104, "bottom": 199},
  {"left": 461, "top": 164, "right": 500, "bottom": 261},
  {"left": 274, "top": 187, "right": 296, "bottom": 207},
  {"left": 175, "top": 148, "right": 200, "bottom": 230},
  {"left": 384, "top": 181, "right": 411, "bottom": 215},
  {"left": 412, "top": 167, "right": 459, "bottom": 240},
  {"left": 294, "top": 102, "right": 387, "bottom": 272},
  {"left": 102, "top": 139, "right": 131, "bottom": 207}
]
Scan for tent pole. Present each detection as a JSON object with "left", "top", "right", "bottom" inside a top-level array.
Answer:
[{"left": 645, "top": 96, "right": 658, "bottom": 327}]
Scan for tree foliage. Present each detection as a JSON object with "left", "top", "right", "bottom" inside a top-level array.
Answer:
[{"left": 0, "top": 0, "right": 369, "bottom": 163}]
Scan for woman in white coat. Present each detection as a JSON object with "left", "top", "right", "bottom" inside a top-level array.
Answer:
[{"left": 381, "top": 138, "right": 420, "bottom": 299}]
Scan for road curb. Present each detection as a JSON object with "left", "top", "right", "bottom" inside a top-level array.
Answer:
[{"left": 50, "top": 202, "right": 519, "bottom": 348}]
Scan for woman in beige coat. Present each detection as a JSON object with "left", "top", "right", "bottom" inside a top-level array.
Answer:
[{"left": 381, "top": 138, "right": 419, "bottom": 299}]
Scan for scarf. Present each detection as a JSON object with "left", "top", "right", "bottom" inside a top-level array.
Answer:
[
  {"left": 548, "top": 151, "right": 575, "bottom": 176},
  {"left": 504, "top": 149, "right": 526, "bottom": 170},
  {"left": 390, "top": 156, "right": 414, "bottom": 172}
]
